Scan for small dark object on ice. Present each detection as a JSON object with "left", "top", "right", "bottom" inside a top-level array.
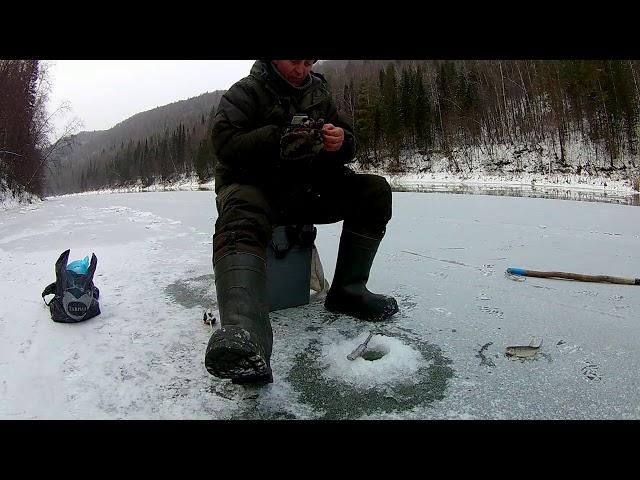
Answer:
[{"left": 203, "top": 309, "right": 217, "bottom": 325}]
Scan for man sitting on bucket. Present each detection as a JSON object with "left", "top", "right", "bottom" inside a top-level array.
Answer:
[{"left": 206, "top": 59, "right": 399, "bottom": 384}]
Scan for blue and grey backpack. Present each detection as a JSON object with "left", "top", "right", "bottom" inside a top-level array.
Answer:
[{"left": 42, "top": 250, "right": 101, "bottom": 323}]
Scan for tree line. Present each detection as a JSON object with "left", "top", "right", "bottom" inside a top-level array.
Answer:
[
  {"left": 321, "top": 60, "right": 640, "bottom": 174},
  {"left": 62, "top": 114, "right": 217, "bottom": 193},
  {"left": 45, "top": 92, "right": 221, "bottom": 195},
  {"left": 5, "top": 60, "right": 640, "bottom": 198}
]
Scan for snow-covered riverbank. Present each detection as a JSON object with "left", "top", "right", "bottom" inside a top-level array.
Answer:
[
  {"left": 4, "top": 159, "right": 639, "bottom": 211},
  {"left": 32, "top": 169, "right": 639, "bottom": 207}
]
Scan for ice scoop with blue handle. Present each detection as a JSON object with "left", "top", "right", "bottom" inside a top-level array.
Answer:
[{"left": 506, "top": 267, "right": 640, "bottom": 285}]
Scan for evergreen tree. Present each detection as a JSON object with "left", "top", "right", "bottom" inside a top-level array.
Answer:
[
  {"left": 381, "top": 64, "right": 402, "bottom": 169},
  {"left": 400, "top": 66, "right": 416, "bottom": 146},
  {"left": 413, "top": 65, "right": 433, "bottom": 151},
  {"left": 353, "top": 81, "right": 374, "bottom": 166},
  {"left": 195, "top": 139, "right": 212, "bottom": 181}
]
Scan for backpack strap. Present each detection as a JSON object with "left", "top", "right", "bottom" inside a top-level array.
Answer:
[
  {"left": 54, "top": 249, "right": 71, "bottom": 297},
  {"left": 42, "top": 282, "right": 57, "bottom": 306},
  {"left": 81, "top": 253, "right": 98, "bottom": 290}
]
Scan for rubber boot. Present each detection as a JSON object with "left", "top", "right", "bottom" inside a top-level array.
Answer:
[
  {"left": 205, "top": 253, "right": 273, "bottom": 384},
  {"left": 324, "top": 229, "right": 399, "bottom": 321}
]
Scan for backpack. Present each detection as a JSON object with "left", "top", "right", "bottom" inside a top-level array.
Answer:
[{"left": 42, "top": 249, "right": 101, "bottom": 323}]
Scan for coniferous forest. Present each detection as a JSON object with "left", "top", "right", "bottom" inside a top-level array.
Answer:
[
  {"left": 316, "top": 60, "right": 640, "bottom": 176},
  {"left": 2, "top": 60, "right": 640, "bottom": 198}
]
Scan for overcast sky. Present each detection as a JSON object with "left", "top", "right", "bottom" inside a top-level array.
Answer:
[{"left": 45, "top": 60, "right": 256, "bottom": 137}]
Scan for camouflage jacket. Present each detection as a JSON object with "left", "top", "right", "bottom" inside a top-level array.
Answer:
[{"left": 211, "top": 60, "right": 356, "bottom": 191}]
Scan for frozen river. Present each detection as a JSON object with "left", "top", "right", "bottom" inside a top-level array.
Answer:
[{"left": 1, "top": 190, "right": 639, "bottom": 419}]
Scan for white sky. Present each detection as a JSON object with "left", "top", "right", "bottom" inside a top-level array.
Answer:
[{"left": 45, "top": 60, "right": 256, "bottom": 137}]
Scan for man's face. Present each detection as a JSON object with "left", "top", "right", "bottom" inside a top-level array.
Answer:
[{"left": 272, "top": 60, "right": 314, "bottom": 86}]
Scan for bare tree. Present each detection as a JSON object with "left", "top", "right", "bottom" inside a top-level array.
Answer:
[
  {"left": 28, "top": 114, "right": 84, "bottom": 188},
  {"left": 1, "top": 60, "right": 82, "bottom": 196}
]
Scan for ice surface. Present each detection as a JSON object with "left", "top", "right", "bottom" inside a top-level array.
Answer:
[{"left": 1, "top": 188, "right": 640, "bottom": 419}]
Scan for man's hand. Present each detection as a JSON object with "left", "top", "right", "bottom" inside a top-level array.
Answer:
[{"left": 321, "top": 123, "right": 344, "bottom": 152}]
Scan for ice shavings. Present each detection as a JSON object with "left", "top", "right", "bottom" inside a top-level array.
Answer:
[{"left": 320, "top": 332, "right": 426, "bottom": 389}]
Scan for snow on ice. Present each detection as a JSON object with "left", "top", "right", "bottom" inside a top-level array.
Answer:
[{"left": 1, "top": 170, "right": 640, "bottom": 419}]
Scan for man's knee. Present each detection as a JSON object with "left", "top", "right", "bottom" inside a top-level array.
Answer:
[
  {"left": 342, "top": 173, "right": 392, "bottom": 237},
  {"left": 358, "top": 174, "right": 392, "bottom": 221}
]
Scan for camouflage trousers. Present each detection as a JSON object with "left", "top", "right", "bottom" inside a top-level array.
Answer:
[{"left": 212, "top": 170, "right": 392, "bottom": 264}]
